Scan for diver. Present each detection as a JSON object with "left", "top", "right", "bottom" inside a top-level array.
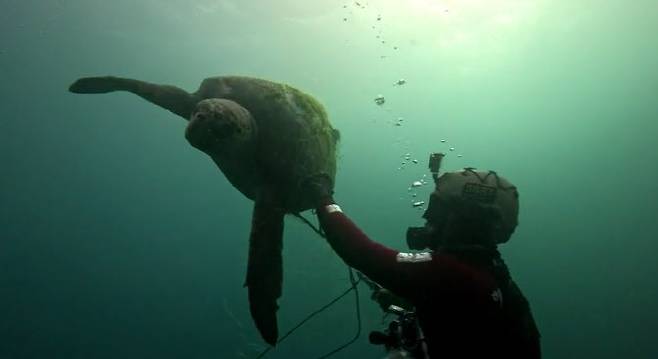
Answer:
[{"left": 303, "top": 153, "right": 541, "bottom": 358}]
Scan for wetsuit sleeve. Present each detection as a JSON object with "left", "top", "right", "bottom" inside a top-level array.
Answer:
[{"left": 316, "top": 202, "right": 429, "bottom": 299}]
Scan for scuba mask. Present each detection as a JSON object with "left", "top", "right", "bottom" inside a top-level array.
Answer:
[
  {"left": 406, "top": 226, "right": 430, "bottom": 250},
  {"left": 406, "top": 191, "right": 449, "bottom": 250}
]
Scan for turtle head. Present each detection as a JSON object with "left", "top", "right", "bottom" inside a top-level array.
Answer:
[{"left": 185, "top": 98, "right": 256, "bottom": 154}]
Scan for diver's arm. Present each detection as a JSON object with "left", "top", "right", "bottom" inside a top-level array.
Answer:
[{"left": 316, "top": 201, "right": 430, "bottom": 299}]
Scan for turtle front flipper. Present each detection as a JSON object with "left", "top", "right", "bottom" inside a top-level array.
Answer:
[
  {"left": 68, "top": 76, "right": 196, "bottom": 120},
  {"left": 245, "top": 197, "right": 285, "bottom": 346}
]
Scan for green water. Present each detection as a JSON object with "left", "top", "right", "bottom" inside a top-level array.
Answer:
[{"left": 1, "top": 0, "right": 657, "bottom": 358}]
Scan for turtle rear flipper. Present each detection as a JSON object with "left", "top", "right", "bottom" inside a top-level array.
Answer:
[
  {"left": 245, "top": 198, "right": 284, "bottom": 346},
  {"left": 69, "top": 76, "right": 196, "bottom": 119}
]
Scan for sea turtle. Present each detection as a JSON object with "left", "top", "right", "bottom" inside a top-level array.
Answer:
[{"left": 69, "top": 75, "right": 339, "bottom": 345}]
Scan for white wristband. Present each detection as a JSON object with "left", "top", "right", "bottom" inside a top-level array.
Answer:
[{"left": 324, "top": 204, "right": 343, "bottom": 213}]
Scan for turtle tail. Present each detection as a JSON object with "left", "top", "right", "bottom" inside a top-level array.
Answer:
[{"left": 245, "top": 200, "right": 285, "bottom": 346}]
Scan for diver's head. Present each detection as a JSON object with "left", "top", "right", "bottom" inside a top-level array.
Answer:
[
  {"left": 185, "top": 98, "right": 255, "bottom": 154},
  {"left": 407, "top": 168, "right": 519, "bottom": 251}
]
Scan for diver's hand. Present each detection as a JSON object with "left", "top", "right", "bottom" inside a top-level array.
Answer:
[{"left": 301, "top": 173, "right": 334, "bottom": 206}]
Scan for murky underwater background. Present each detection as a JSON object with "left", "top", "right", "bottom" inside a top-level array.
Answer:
[{"left": 1, "top": 0, "right": 658, "bottom": 358}]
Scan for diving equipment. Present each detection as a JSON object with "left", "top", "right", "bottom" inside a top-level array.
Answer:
[{"left": 406, "top": 153, "right": 520, "bottom": 249}]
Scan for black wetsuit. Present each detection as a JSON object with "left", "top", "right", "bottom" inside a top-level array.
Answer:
[{"left": 317, "top": 202, "right": 541, "bottom": 358}]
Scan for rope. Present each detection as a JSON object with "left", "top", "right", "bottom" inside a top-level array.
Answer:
[
  {"left": 316, "top": 267, "right": 362, "bottom": 359},
  {"left": 293, "top": 213, "right": 325, "bottom": 238}
]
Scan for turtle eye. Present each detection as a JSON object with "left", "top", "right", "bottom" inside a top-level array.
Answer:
[{"left": 196, "top": 113, "right": 206, "bottom": 120}]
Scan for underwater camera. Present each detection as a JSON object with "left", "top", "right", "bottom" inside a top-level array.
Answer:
[
  {"left": 428, "top": 152, "right": 444, "bottom": 181},
  {"left": 405, "top": 152, "right": 445, "bottom": 250},
  {"left": 369, "top": 305, "right": 427, "bottom": 358}
]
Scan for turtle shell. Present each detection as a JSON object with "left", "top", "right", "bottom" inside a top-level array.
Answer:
[{"left": 195, "top": 76, "right": 338, "bottom": 213}]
